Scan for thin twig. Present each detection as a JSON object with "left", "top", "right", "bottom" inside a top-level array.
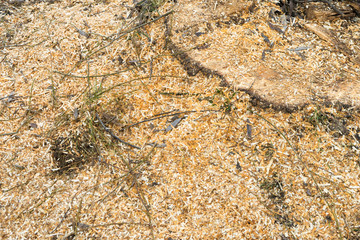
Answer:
[
  {"left": 86, "top": 10, "right": 173, "bottom": 60},
  {"left": 119, "top": 153, "right": 155, "bottom": 240},
  {"left": 320, "top": 0, "right": 344, "bottom": 16},
  {"left": 0, "top": 39, "right": 48, "bottom": 49},
  {"left": 49, "top": 185, "right": 83, "bottom": 234},
  {"left": 123, "top": 109, "right": 219, "bottom": 130},
  {"left": 0, "top": 115, "right": 32, "bottom": 136},
  {"left": 91, "top": 221, "right": 151, "bottom": 228},
  {"left": 96, "top": 113, "right": 141, "bottom": 149}
]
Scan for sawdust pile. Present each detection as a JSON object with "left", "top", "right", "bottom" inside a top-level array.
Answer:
[{"left": 0, "top": 0, "right": 360, "bottom": 239}]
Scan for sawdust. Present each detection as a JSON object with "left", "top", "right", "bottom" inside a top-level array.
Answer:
[
  {"left": 166, "top": 0, "right": 360, "bottom": 111},
  {"left": 0, "top": 0, "right": 360, "bottom": 239}
]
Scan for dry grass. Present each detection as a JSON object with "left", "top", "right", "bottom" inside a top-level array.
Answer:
[{"left": 0, "top": 0, "right": 360, "bottom": 239}]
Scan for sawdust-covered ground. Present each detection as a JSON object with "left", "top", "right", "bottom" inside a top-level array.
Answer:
[{"left": 1, "top": 0, "right": 360, "bottom": 239}]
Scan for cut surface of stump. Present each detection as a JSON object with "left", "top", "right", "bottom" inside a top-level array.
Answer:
[{"left": 166, "top": 0, "right": 360, "bottom": 111}]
